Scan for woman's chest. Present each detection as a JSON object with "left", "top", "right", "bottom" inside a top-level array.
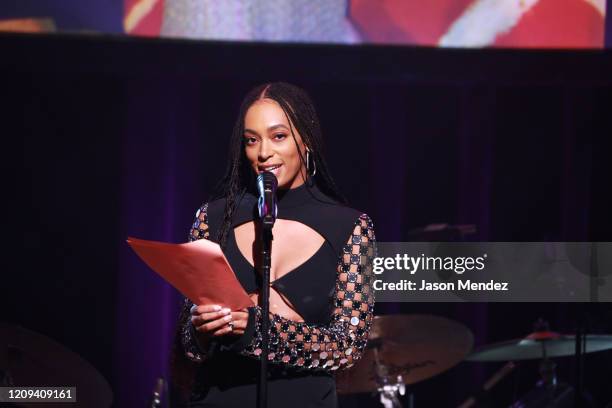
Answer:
[{"left": 224, "top": 220, "right": 339, "bottom": 324}]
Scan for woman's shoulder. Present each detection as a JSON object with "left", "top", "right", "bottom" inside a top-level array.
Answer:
[
  {"left": 309, "top": 199, "right": 371, "bottom": 229},
  {"left": 190, "top": 198, "right": 223, "bottom": 223},
  {"left": 191, "top": 194, "right": 257, "bottom": 241},
  {"left": 330, "top": 205, "right": 374, "bottom": 240},
  {"left": 301, "top": 199, "right": 374, "bottom": 255},
  {"left": 202, "top": 197, "right": 225, "bottom": 219}
]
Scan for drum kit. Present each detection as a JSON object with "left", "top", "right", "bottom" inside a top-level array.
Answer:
[
  {"left": 2, "top": 316, "right": 612, "bottom": 407},
  {"left": 336, "top": 315, "right": 612, "bottom": 408}
]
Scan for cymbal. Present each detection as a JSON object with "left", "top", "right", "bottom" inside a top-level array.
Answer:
[
  {"left": 336, "top": 314, "right": 473, "bottom": 394},
  {"left": 467, "top": 331, "right": 612, "bottom": 362},
  {"left": 0, "top": 323, "right": 113, "bottom": 408}
]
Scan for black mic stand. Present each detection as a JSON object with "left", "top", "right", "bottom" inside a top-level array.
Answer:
[
  {"left": 259, "top": 222, "right": 272, "bottom": 408},
  {"left": 258, "top": 223, "right": 273, "bottom": 408},
  {"left": 256, "top": 171, "right": 277, "bottom": 408}
]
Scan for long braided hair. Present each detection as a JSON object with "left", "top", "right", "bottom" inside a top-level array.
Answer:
[{"left": 212, "top": 82, "right": 346, "bottom": 248}]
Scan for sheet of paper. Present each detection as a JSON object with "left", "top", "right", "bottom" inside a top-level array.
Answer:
[{"left": 127, "top": 237, "right": 255, "bottom": 311}]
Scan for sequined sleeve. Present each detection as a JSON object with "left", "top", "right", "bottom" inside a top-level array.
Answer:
[
  {"left": 240, "top": 214, "right": 376, "bottom": 372},
  {"left": 178, "top": 203, "right": 210, "bottom": 363}
]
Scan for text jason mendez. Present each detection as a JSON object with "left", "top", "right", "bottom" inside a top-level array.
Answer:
[{"left": 373, "top": 279, "right": 509, "bottom": 291}]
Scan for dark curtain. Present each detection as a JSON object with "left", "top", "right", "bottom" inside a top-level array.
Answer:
[{"left": 2, "top": 33, "right": 612, "bottom": 407}]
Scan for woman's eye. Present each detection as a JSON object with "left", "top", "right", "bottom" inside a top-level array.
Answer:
[
  {"left": 273, "top": 133, "right": 287, "bottom": 140},
  {"left": 244, "top": 137, "right": 257, "bottom": 145}
]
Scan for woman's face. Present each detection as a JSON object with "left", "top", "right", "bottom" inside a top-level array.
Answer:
[{"left": 243, "top": 98, "right": 307, "bottom": 190}]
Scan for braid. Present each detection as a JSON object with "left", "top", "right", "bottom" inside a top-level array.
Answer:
[{"left": 212, "top": 82, "right": 346, "bottom": 249}]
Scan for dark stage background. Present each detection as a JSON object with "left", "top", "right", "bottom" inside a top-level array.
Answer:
[{"left": 1, "top": 33, "right": 612, "bottom": 407}]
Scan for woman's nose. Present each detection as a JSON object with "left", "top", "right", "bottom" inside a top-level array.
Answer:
[{"left": 258, "top": 140, "right": 273, "bottom": 161}]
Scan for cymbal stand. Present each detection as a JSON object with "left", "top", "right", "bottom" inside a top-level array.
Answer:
[
  {"left": 511, "top": 338, "right": 567, "bottom": 408},
  {"left": 538, "top": 341, "right": 557, "bottom": 389},
  {"left": 373, "top": 347, "right": 407, "bottom": 408}
]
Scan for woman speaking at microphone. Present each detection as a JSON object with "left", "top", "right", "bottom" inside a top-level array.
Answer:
[{"left": 171, "top": 82, "right": 377, "bottom": 407}]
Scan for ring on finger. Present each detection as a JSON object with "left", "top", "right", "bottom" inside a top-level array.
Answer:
[{"left": 227, "top": 320, "right": 234, "bottom": 331}]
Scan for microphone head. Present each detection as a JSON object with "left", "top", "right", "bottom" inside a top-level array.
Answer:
[
  {"left": 257, "top": 171, "right": 278, "bottom": 222},
  {"left": 257, "top": 171, "right": 278, "bottom": 190}
]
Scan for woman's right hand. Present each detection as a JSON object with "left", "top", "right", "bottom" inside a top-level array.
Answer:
[{"left": 190, "top": 304, "right": 234, "bottom": 343}]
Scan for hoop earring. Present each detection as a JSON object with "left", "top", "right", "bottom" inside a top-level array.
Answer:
[{"left": 306, "top": 150, "right": 317, "bottom": 177}]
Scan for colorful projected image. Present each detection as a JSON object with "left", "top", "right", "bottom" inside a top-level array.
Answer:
[
  {"left": 124, "top": 0, "right": 607, "bottom": 48},
  {"left": 0, "top": 0, "right": 606, "bottom": 48}
]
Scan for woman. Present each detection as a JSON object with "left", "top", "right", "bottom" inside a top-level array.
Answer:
[{"left": 171, "top": 82, "right": 376, "bottom": 407}]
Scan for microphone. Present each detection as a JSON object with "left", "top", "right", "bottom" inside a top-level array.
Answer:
[{"left": 257, "top": 171, "right": 278, "bottom": 227}]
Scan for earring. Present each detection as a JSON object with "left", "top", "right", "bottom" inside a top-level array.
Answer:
[{"left": 306, "top": 150, "right": 317, "bottom": 177}]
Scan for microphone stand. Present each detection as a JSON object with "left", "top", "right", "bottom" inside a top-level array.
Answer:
[
  {"left": 258, "top": 224, "right": 273, "bottom": 408},
  {"left": 256, "top": 171, "right": 277, "bottom": 408}
]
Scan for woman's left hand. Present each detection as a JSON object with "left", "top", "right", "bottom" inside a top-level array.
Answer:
[
  {"left": 190, "top": 306, "right": 250, "bottom": 338},
  {"left": 225, "top": 309, "right": 250, "bottom": 336}
]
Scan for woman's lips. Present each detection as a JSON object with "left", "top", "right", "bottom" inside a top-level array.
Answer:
[{"left": 259, "top": 164, "right": 282, "bottom": 177}]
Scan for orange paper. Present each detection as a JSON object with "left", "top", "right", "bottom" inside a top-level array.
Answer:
[{"left": 127, "top": 237, "right": 254, "bottom": 310}]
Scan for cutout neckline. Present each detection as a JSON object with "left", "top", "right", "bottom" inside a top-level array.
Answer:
[{"left": 230, "top": 222, "right": 328, "bottom": 285}]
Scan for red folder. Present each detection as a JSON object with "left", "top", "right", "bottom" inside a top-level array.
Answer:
[{"left": 127, "top": 237, "right": 254, "bottom": 310}]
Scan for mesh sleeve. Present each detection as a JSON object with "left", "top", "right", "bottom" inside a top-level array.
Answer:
[
  {"left": 178, "top": 202, "right": 210, "bottom": 363},
  {"left": 240, "top": 214, "right": 376, "bottom": 372}
]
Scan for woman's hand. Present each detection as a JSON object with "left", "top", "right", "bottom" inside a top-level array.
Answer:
[{"left": 190, "top": 304, "right": 250, "bottom": 339}]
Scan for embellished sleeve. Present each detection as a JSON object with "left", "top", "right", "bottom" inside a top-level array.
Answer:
[
  {"left": 240, "top": 214, "right": 376, "bottom": 372},
  {"left": 178, "top": 202, "right": 210, "bottom": 363}
]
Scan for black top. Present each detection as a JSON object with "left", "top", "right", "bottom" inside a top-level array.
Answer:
[
  {"left": 177, "top": 181, "right": 377, "bottom": 408},
  {"left": 205, "top": 183, "right": 362, "bottom": 325}
]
